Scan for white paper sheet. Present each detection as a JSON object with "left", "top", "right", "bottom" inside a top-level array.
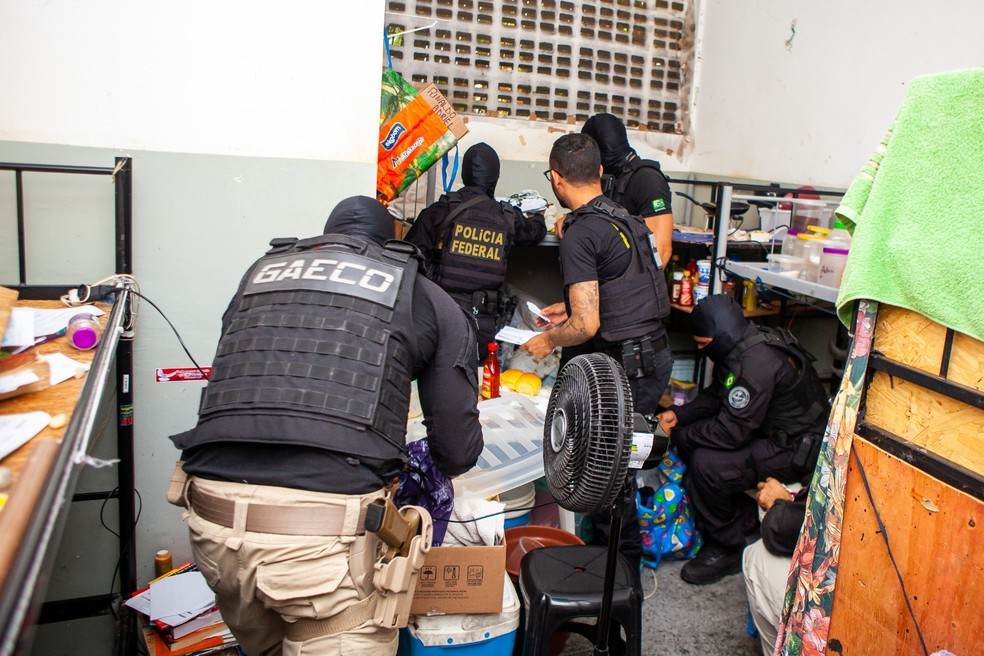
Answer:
[
  {"left": 149, "top": 571, "right": 216, "bottom": 622},
  {"left": 494, "top": 326, "right": 541, "bottom": 346},
  {"left": 32, "top": 305, "right": 105, "bottom": 338},
  {"left": 1, "top": 308, "right": 35, "bottom": 348},
  {"left": 0, "top": 411, "right": 51, "bottom": 460},
  {"left": 525, "top": 301, "right": 551, "bottom": 323},
  {"left": 44, "top": 353, "right": 90, "bottom": 386}
]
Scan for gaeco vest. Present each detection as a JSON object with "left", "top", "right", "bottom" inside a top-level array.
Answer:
[
  {"left": 567, "top": 199, "right": 670, "bottom": 345},
  {"left": 189, "top": 234, "right": 419, "bottom": 459},
  {"left": 726, "top": 327, "right": 831, "bottom": 442},
  {"left": 430, "top": 192, "right": 516, "bottom": 295}
]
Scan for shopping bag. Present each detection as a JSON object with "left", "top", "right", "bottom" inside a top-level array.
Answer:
[
  {"left": 376, "top": 69, "right": 467, "bottom": 204},
  {"left": 636, "top": 447, "right": 703, "bottom": 568}
]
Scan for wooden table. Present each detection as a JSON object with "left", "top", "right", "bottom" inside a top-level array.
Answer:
[{"left": 0, "top": 299, "right": 125, "bottom": 654}]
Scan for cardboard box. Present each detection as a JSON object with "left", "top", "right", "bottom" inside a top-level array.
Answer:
[{"left": 409, "top": 545, "right": 506, "bottom": 616}]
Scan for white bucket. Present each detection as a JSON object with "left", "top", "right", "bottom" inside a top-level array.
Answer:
[{"left": 500, "top": 482, "right": 536, "bottom": 528}]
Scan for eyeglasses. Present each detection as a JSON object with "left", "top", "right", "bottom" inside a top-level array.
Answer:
[{"left": 542, "top": 169, "right": 554, "bottom": 182}]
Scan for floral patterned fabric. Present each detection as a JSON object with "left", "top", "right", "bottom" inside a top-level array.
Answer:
[{"left": 773, "top": 301, "right": 878, "bottom": 655}]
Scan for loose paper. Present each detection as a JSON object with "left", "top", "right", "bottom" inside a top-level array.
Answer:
[
  {"left": 0, "top": 411, "right": 51, "bottom": 460},
  {"left": 494, "top": 326, "right": 541, "bottom": 346}
]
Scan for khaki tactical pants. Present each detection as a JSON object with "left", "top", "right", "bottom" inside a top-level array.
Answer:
[{"left": 185, "top": 477, "right": 392, "bottom": 656}]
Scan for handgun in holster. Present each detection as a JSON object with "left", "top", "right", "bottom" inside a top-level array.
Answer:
[{"left": 363, "top": 497, "right": 433, "bottom": 629}]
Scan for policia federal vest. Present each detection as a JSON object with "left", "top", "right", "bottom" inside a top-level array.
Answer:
[
  {"left": 567, "top": 199, "right": 670, "bottom": 345},
  {"left": 185, "top": 234, "right": 420, "bottom": 461},
  {"left": 725, "top": 327, "right": 831, "bottom": 459}
]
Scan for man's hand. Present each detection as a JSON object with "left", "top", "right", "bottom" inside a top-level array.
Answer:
[
  {"left": 756, "top": 477, "right": 793, "bottom": 512},
  {"left": 534, "top": 302, "right": 568, "bottom": 329},
  {"left": 520, "top": 331, "right": 556, "bottom": 359},
  {"left": 655, "top": 409, "right": 678, "bottom": 436}
]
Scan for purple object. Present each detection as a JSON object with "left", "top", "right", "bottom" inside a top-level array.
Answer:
[
  {"left": 395, "top": 439, "right": 455, "bottom": 546},
  {"left": 67, "top": 313, "right": 101, "bottom": 350}
]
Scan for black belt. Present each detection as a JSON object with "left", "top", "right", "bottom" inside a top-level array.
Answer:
[{"left": 602, "top": 333, "right": 668, "bottom": 379}]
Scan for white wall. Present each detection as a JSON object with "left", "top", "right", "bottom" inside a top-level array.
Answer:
[
  {"left": 0, "top": 1, "right": 383, "bottom": 166},
  {"left": 689, "top": 0, "right": 984, "bottom": 188}
]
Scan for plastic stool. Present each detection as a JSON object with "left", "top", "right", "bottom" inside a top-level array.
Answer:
[{"left": 518, "top": 545, "right": 642, "bottom": 656}]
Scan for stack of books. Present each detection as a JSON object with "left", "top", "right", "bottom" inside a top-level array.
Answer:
[{"left": 125, "top": 562, "right": 241, "bottom": 656}]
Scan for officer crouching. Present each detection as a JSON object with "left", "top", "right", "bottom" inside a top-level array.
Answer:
[
  {"left": 656, "top": 294, "right": 830, "bottom": 586},
  {"left": 168, "top": 196, "right": 483, "bottom": 655}
]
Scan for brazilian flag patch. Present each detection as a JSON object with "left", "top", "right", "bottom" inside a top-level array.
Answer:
[
  {"left": 724, "top": 372, "right": 736, "bottom": 389},
  {"left": 652, "top": 198, "right": 666, "bottom": 211}
]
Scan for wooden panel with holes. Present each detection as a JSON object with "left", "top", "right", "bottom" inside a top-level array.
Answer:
[{"left": 828, "top": 438, "right": 983, "bottom": 655}]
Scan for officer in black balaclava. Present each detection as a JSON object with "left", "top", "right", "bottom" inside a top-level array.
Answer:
[
  {"left": 553, "top": 113, "right": 675, "bottom": 270},
  {"left": 656, "top": 294, "right": 830, "bottom": 586},
  {"left": 169, "top": 195, "right": 483, "bottom": 655},
  {"left": 406, "top": 142, "right": 547, "bottom": 360}
]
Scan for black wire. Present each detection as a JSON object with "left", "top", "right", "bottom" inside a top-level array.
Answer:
[
  {"left": 853, "top": 449, "right": 929, "bottom": 656},
  {"left": 127, "top": 289, "right": 210, "bottom": 379},
  {"left": 105, "top": 487, "right": 143, "bottom": 621}
]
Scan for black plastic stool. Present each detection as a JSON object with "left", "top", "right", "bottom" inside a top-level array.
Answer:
[{"left": 518, "top": 545, "right": 642, "bottom": 655}]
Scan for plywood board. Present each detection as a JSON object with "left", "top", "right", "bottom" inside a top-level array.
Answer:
[
  {"left": 948, "top": 330, "right": 984, "bottom": 394},
  {"left": 872, "top": 305, "right": 947, "bottom": 374},
  {"left": 828, "top": 438, "right": 983, "bottom": 655},
  {"left": 866, "top": 371, "right": 984, "bottom": 475}
]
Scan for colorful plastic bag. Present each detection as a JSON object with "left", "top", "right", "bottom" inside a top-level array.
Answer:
[
  {"left": 636, "top": 447, "right": 703, "bottom": 568},
  {"left": 377, "top": 69, "right": 467, "bottom": 204}
]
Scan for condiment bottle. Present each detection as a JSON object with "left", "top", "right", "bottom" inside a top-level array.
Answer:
[
  {"left": 671, "top": 270, "right": 684, "bottom": 304},
  {"left": 680, "top": 273, "right": 693, "bottom": 307},
  {"left": 154, "top": 550, "right": 173, "bottom": 577},
  {"left": 481, "top": 342, "right": 500, "bottom": 399}
]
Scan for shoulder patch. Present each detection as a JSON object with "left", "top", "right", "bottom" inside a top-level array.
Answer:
[
  {"left": 724, "top": 372, "right": 736, "bottom": 389},
  {"left": 727, "top": 385, "right": 751, "bottom": 409},
  {"left": 652, "top": 198, "right": 666, "bottom": 211}
]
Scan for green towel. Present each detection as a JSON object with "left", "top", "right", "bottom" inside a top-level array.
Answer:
[{"left": 835, "top": 68, "right": 984, "bottom": 342}]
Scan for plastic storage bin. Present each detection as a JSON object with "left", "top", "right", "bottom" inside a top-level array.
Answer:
[
  {"left": 448, "top": 395, "right": 547, "bottom": 500},
  {"left": 401, "top": 574, "right": 520, "bottom": 655},
  {"left": 766, "top": 253, "right": 805, "bottom": 277},
  {"left": 758, "top": 208, "right": 791, "bottom": 233}
]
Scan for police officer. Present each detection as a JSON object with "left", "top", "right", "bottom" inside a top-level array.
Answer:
[
  {"left": 169, "top": 196, "right": 483, "bottom": 655},
  {"left": 406, "top": 142, "right": 547, "bottom": 359},
  {"left": 555, "top": 113, "right": 674, "bottom": 268},
  {"left": 656, "top": 294, "right": 830, "bottom": 585},
  {"left": 521, "top": 133, "right": 673, "bottom": 571}
]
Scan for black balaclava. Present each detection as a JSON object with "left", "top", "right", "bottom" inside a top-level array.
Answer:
[
  {"left": 322, "top": 195, "right": 394, "bottom": 246},
  {"left": 461, "top": 142, "right": 500, "bottom": 197},
  {"left": 582, "top": 113, "right": 633, "bottom": 175},
  {"left": 691, "top": 294, "right": 753, "bottom": 364}
]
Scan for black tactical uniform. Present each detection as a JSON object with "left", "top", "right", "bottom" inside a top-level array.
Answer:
[
  {"left": 170, "top": 197, "right": 483, "bottom": 655},
  {"left": 559, "top": 195, "right": 674, "bottom": 571},
  {"left": 406, "top": 143, "right": 547, "bottom": 359},
  {"left": 672, "top": 294, "right": 830, "bottom": 585},
  {"left": 582, "top": 113, "right": 674, "bottom": 221}
]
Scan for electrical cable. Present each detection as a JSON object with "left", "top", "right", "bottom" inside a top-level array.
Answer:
[
  {"left": 642, "top": 566, "right": 658, "bottom": 601},
  {"left": 105, "top": 487, "right": 143, "bottom": 622},
  {"left": 443, "top": 500, "right": 560, "bottom": 524},
  {"left": 852, "top": 449, "right": 929, "bottom": 656},
  {"left": 126, "top": 289, "right": 211, "bottom": 380}
]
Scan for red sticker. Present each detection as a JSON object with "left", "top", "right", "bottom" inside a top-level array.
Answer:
[{"left": 156, "top": 367, "right": 212, "bottom": 382}]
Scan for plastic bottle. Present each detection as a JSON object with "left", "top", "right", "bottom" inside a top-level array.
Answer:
[
  {"left": 829, "top": 220, "right": 852, "bottom": 246},
  {"left": 781, "top": 229, "right": 803, "bottom": 258},
  {"left": 671, "top": 270, "right": 683, "bottom": 304},
  {"left": 154, "top": 549, "right": 173, "bottom": 577},
  {"left": 66, "top": 313, "right": 102, "bottom": 350},
  {"left": 481, "top": 342, "right": 500, "bottom": 400},
  {"left": 685, "top": 258, "right": 699, "bottom": 283},
  {"left": 680, "top": 273, "right": 693, "bottom": 307},
  {"left": 665, "top": 254, "right": 681, "bottom": 285}
]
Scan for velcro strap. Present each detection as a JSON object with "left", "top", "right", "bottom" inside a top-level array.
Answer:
[
  {"left": 284, "top": 594, "right": 378, "bottom": 641},
  {"left": 200, "top": 385, "right": 375, "bottom": 419},
  {"left": 226, "top": 312, "right": 389, "bottom": 344},
  {"left": 217, "top": 336, "right": 384, "bottom": 365},
  {"left": 209, "top": 360, "right": 380, "bottom": 393},
  {"left": 189, "top": 485, "right": 367, "bottom": 536}
]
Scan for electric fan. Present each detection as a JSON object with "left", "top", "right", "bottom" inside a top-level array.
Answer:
[{"left": 542, "top": 353, "right": 669, "bottom": 655}]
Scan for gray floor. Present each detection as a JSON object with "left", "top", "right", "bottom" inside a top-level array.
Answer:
[{"left": 559, "top": 559, "right": 761, "bottom": 656}]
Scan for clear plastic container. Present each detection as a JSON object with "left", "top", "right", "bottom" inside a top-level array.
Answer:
[
  {"left": 758, "top": 208, "right": 791, "bottom": 233},
  {"left": 818, "top": 247, "right": 850, "bottom": 288},
  {"left": 799, "top": 235, "right": 828, "bottom": 283},
  {"left": 790, "top": 199, "right": 828, "bottom": 232},
  {"left": 781, "top": 229, "right": 803, "bottom": 258},
  {"left": 767, "top": 253, "right": 805, "bottom": 276}
]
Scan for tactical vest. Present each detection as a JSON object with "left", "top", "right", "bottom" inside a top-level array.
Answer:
[
  {"left": 603, "top": 158, "right": 670, "bottom": 210},
  {"left": 725, "top": 327, "right": 830, "bottom": 443},
  {"left": 188, "top": 234, "right": 420, "bottom": 459},
  {"left": 566, "top": 199, "right": 670, "bottom": 345},
  {"left": 429, "top": 191, "right": 516, "bottom": 298}
]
